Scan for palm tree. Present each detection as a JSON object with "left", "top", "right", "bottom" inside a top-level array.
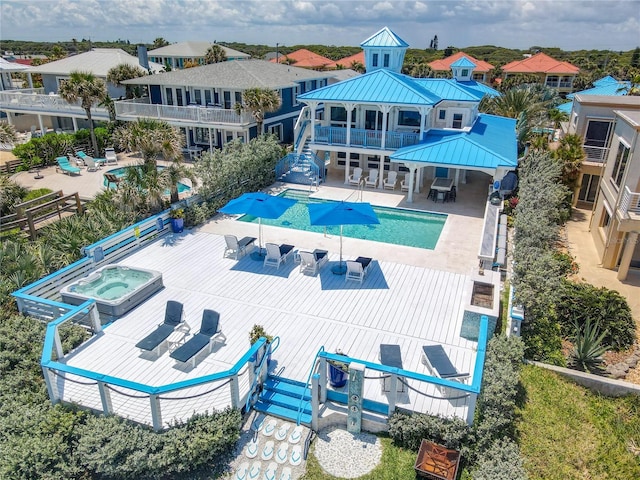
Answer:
[
  {"left": 410, "top": 63, "right": 432, "bottom": 78},
  {"left": 113, "top": 118, "right": 184, "bottom": 169},
  {"left": 0, "top": 122, "right": 18, "bottom": 146},
  {"left": 350, "top": 61, "right": 365, "bottom": 73},
  {"left": 548, "top": 108, "right": 569, "bottom": 129},
  {"left": 204, "top": 44, "right": 227, "bottom": 64},
  {"left": 234, "top": 88, "right": 282, "bottom": 135},
  {"left": 160, "top": 162, "right": 197, "bottom": 204},
  {"left": 106, "top": 63, "right": 147, "bottom": 99},
  {"left": 152, "top": 37, "right": 170, "bottom": 49},
  {"left": 58, "top": 70, "right": 107, "bottom": 156},
  {"left": 617, "top": 74, "right": 640, "bottom": 96}
]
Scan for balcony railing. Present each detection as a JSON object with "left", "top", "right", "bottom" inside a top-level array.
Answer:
[
  {"left": 114, "top": 98, "right": 254, "bottom": 125},
  {"left": 619, "top": 186, "right": 640, "bottom": 217},
  {"left": 583, "top": 145, "right": 609, "bottom": 163},
  {"left": 0, "top": 90, "right": 109, "bottom": 119},
  {"left": 313, "top": 125, "right": 420, "bottom": 150}
]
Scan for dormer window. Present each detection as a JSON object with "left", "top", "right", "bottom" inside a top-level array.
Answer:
[
  {"left": 372, "top": 53, "right": 379, "bottom": 67},
  {"left": 383, "top": 54, "right": 390, "bottom": 68},
  {"left": 461, "top": 69, "right": 469, "bottom": 77},
  {"left": 452, "top": 113, "right": 463, "bottom": 129}
]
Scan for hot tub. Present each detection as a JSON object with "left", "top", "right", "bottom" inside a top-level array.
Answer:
[{"left": 60, "top": 265, "right": 163, "bottom": 318}]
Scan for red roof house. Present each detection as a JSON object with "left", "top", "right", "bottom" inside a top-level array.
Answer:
[
  {"left": 428, "top": 52, "right": 494, "bottom": 82},
  {"left": 501, "top": 52, "right": 579, "bottom": 92},
  {"left": 269, "top": 49, "right": 333, "bottom": 70}
]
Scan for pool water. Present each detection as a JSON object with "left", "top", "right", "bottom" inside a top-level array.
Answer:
[
  {"left": 103, "top": 166, "right": 191, "bottom": 193},
  {"left": 70, "top": 267, "right": 154, "bottom": 301},
  {"left": 238, "top": 190, "right": 446, "bottom": 249}
]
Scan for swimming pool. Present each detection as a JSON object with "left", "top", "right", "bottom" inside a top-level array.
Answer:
[
  {"left": 103, "top": 166, "right": 191, "bottom": 193},
  {"left": 238, "top": 190, "right": 446, "bottom": 249}
]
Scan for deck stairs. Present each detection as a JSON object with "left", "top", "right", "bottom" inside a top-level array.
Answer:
[
  {"left": 254, "top": 374, "right": 312, "bottom": 426},
  {"left": 276, "top": 138, "right": 324, "bottom": 186}
]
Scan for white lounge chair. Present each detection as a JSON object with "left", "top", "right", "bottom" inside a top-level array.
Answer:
[
  {"left": 365, "top": 169, "right": 379, "bottom": 188},
  {"left": 383, "top": 171, "right": 398, "bottom": 190},
  {"left": 345, "top": 256, "right": 372, "bottom": 284},
  {"left": 224, "top": 235, "right": 256, "bottom": 260},
  {"left": 264, "top": 243, "right": 295, "bottom": 269},
  {"left": 348, "top": 167, "right": 363, "bottom": 186},
  {"left": 170, "top": 310, "right": 226, "bottom": 367},
  {"left": 83, "top": 156, "right": 102, "bottom": 172},
  {"left": 421, "top": 344, "right": 469, "bottom": 383},
  {"left": 104, "top": 147, "right": 118, "bottom": 165},
  {"left": 401, "top": 173, "right": 411, "bottom": 192},
  {"left": 299, "top": 249, "right": 328, "bottom": 276}
]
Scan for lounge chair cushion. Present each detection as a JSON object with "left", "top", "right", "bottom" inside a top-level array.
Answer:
[
  {"left": 135, "top": 323, "right": 175, "bottom": 351},
  {"left": 170, "top": 333, "right": 211, "bottom": 363},
  {"left": 355, "top": 256, "right": 372, "bottom": 272},
  {"left": 421, "top": 345, "right": 468, "bottom": 379}
]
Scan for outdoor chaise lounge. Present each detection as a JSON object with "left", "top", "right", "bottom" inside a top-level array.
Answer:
[
  {"left": 379, "top": 344, "right": 406, "bottom": 393},
  {"left": 224, "top": 235, "right": 256, "bottom": 260},
  {"left": 104, "top": 147, "right": 118, "bottom": 165},
  {"left": 421, "top": 345, "right": 469, "bottom": 382},
  {"left": 170, "top": 309, "right": 226, "bottom": 367},
  {"left": 383, "top": 171, "right": 398, "bottom": 190},
  {"left": 264, "top": 243, "right": 295, "bottom": 269},
  {"left": 76, "top": 151, "right": 105, "bottom": 167},
  {"left": 298, "top": 249, "right": 328, "bottom": 276},
  {"left": 348, "top": 167, "right": 363, "bottom": 186},
  {"left": 135, "top": 300, "right": 186, "bottom": 355},
  {"left": 365, "top": 169, "right": 379, "bottom": 188},
  {"left": 345, "top": 256, "right": 372, "bottom": 284},
  {"left": 55, "top": 156, "right": 81, "bottom": 176}
]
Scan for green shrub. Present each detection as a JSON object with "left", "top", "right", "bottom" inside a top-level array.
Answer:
[
  {"left": 0, "top": 175, "right": 27, "bottom": 215},
  {"left": 521, "top": 313, "right": 565, "bottom": 365},
  {"left": 22, "top": 188, "right": 54, "bottom": 202},
  {"left": 569, "top": 318, "right": 608, "bottom": 373},
  {"left": 472, "top": 438, "right": 527, "bottom": 480},
  {"left": 184, "top": 200, "right": 215, "bottom": 227}
]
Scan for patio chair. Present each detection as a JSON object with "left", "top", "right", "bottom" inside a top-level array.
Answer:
[
  {"left": 170, "top": 309, "right": 226, "bottom": 367},
  {"left": 104, "top": 172, "right": 121, "bottom": 189},
  {"left": 383, "top": 171, "right": 398, "bottom": 190},
  {"left": 104, "top": 147, "right": 118, "bottom": 165},
  {"left": 264, "top": 242, "right": 295, "bottom": 269},
  {"left": 345, "top": 256, "right": 372, "bottom": 284},
  {"left": 298, "top": 249, "right": 328, "bottom": 276},
  {"left": 348, "top": 167, "right": 363, "bottom": 186},
  {"left": 401, "top": 173, "right": 411, "bottom": 192},
  {"left": 83, "top": 156, "right": 102, "bottom": 172},
  {"left": 365, "top": 169, "right": 379, "bottom": 188},
  {"left": 55, "top": 156, "right": 81, "bottom": 176},
  {"left": 224, "top": 235, "right": 256, "bottom": 260},
  {"left": 379, "top": 343, "right": 406, "bottom": 393},
  {"left": 421, "top": 344, "right": 469, "bottom": 382},
  {"left": 135, "top": 300, "right": 186, "bottom": 355}
]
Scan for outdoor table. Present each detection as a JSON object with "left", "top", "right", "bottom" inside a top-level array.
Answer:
[{"left": 430, "top": 177, "right": 454, "bottom": 202}]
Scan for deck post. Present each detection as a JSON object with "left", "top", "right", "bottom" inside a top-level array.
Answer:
[
  {"left": 53, "top": 326, "right": 64, "bottom": 359},
  {"left": 97, "top": 381, "right": 113, "bottom": 414},
  {"left": 150, "top": 394, "right": 162, "bottom": 431},
  {"left": 311, "top": 373, "right": 320, "bottom": 431},
  {"left": 318, "top": 357, "right": 327, "bottom": 403},
  {"left": 89, "top": 303, "right": 102, "bottom": 333},
  {"left": 466, "top": 392, "right": 477, "bottom": 425},
  {"left": 229, "top": 374, "right": 240, "bottom": 409},
  {"left": 42, "top": 366, "right": 59, "bottom": 404},
  {"left": 387, "top": 375, "right": 398, "bottom": 416},
  {"left": 248, "top": 353, "right": 257, "bottom": 386}
]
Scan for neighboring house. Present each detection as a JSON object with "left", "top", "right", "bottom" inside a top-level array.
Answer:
[
  {"left": 294, "top": 27, "right": 517, "bottom": 202},
  {"left": 147, "top": 42, "right": 250, "bottom": 70},
  {"left": 327, "top": 69, "right": 361, "bottom": 84},
  {"left": 588, "top": 108, "right": 640, "bottom": 280},
  {"left": 0, "top": 48, "right": 162, "bottom": 134},
  {"left": 428, "top": 51, "right": 494, "bottom": 83},
  {"left": 120, "top": 60, "right": 333, "bottom": 148},
  {"left": 566, "top": 93, "right": 640, "bottom": 207},
  {"left": 558, "top": 75, "right": 631, "bottom": 115},
  {"left": 325, "top": 51, "right": 366, "bottom": 71},
  {"left": 269, "top": 49, "right": 333, "bottom": 70},
  {"left": 501, "top": 52, "right": 579, "bottom": 94}
]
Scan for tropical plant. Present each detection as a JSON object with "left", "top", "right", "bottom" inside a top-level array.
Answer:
[
  {"left": 114, "top": 164, "right": 166, "bottom": 214},
  {"left": 160, "top": 161, "right": 196, "bottom": 204},
  {"left": 0, "top": 121, "right": 18, "bottom": 146},
  {"left": 106, "top": 63, "right": 147, "bottom": 98},
  {"left": 548, "top": 107, "right": 569, "bottom": 129},
  {"left": 204, "top": 44, "right": 227, "bottom": 64},
  {"left": 410, "top": 62, "right": 432, "bottom": 78},
  {"left": 234, "top": 88, "right": 282, "bottom": 134},
  {"left": 152, "top": 37, "right": 170, "bottom": 49},
  {"left": 169, "top": 208, "right": 184, "bottom": 219},
  {"left": 113, "top": 118, "right": 184, "bottom": 169},
  {"left": 0, "top": 176, "right": 27, "bottom": 215},
  {"left": 249, "top": 324, "right": 272, "bottom": 345},
  {"left": 552, "top": 133, "right": 584, "bottom": 192},
  {"left": 350, "top": 60, "right": 365, "bottom": 73},
  {"left": 58, "top": 70, "right": 107, "bottom": 155},
  {"left": 569, "top": 318, "right": 608, "bottom": 373},
  {"left": 617, "top": 73, "right": 640, "bottom": 95}
]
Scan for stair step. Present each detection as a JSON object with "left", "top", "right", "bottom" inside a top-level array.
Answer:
[
  {"left": 254, "top": 401, "right": 312, "bottom": 425},
  {"left": 261, "top": 391, "right": 312, "bottom": 412},
  {"left": 265, "top": 376, "right": 310, "bottom": 397}
]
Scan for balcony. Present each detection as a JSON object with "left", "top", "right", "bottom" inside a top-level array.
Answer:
[
  {"left": 0, "top": 89, "right": 109, "bottom": 119},
  {"left": 114, "top": 98, "right": 254, "bottom": 126},
  {"left": 313, "top": 125, "right": 420, "bottom": 150},
  {"left": 619, "top": 186, "right": 640, "bottom": 220},
  {"left": 583, "top": 145, "right": 609, "bottom": 163}
]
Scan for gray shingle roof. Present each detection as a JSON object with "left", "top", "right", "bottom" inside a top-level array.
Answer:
[
  {"left": 148, "top": 41, "right": 250, "bottom": 59},
  {"left": 123, "top": 60, "right": 333, "bottom": 89},
  {"left": 28, "top": 49, "right": 163, "bottom": 76}
]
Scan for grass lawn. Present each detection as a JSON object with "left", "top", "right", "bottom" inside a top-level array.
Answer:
[{"left": 517, "top": 364, "right": 640, "bottom": 480}]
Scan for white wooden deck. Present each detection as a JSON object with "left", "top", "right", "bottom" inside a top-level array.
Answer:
[{"left": 59, "top": 230, "right": 480, "bottom": 425}]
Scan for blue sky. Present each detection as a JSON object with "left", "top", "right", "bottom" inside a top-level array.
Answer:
[{"left": 1, "top": 0, "right": 639, "bottom": 51}]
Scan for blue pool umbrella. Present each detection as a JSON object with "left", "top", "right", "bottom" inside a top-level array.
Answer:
[
  {"left": 308, "top": 201, "right": 379, "bottom": 274},
  {"left": 219, "top": 192, "right": 296, "bottom": 250}
]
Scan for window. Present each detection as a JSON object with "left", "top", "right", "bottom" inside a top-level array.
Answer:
[
  {"left": 193, "top": 89, "right": 202, "bottom": 105},
  {"left": 372, "top": 53, "right": 378, "bottom": 67},
  {"left": 292, "top": 85, "right": 300, "bottom": 105},
  {"left": 398, "top": 110, "right": 421, "bottom": 127},
  {"left": 165, "top": 88, "right": 173, "bottom": 105},
  {"left": 194, "top": 127, "right": 215, "bottom": 145},
  {"left": 235, "top": 92, "right": 242, "bottom": 105},
  {"left": 268, "top": 123, "right": 283, "bottom": 141},
  {"left": 601, "top": 209, "right": 611, "bottom": 229},
  {"left": 205, "top": 90, "right": 212, "bottom": 106},
  {"left": 383, "top": 54, "right": 390, "bottom": 68},
  {"left": 331, "top": 106, "right": 347, "bottom": 123},
  {"left": 438, "top": 109, "right": 446, "bottom": 120},
  {"left": 461, "top": 69, "right": 469, "bottom": 77},
  {"left": 452, "top": 113, "right": 463, "bottom": 129},
  {"left": 175, "top": 89, "right": 183, "bottom": 106},
  {"left": 611, "top": 142, "right": 630, "bottom": 188},
  {"left": 365, "top": 110, "right": 383, "bottom": 130},
  {"left": 223, "top": 91, "right": 232, "bottom": 109}
]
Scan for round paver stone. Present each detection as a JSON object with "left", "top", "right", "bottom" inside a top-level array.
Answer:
[{"left": 314, "top": 426, "right": 382, "bottom": 478}]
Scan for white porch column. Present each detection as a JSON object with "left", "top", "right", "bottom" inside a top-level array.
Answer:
[
  {"left": 380, "top": 105, "right": 391, "bottom": 150},
  {"left": 71, "top": 117, "right": 78, "bottom": 132},
  {"left": 5, "top": 111, "right": 13, "bottom": 126},
  {"left": 407, "top": 165, "right": 418, "bottom": 203},
  {"left": 208, "top": 128, "right": 213, "bottom": 151},
  {"left": 345, "top": 103, "right": 356, "bottom": 146},
  {"left": 309, "top": 101, "right": 318, "bottom": 143},
  {"left": 27, "top": 73, "right": 33, "bottom": 89},
  {"left": 344, "top": 153, "right": 351, "bottom": 185},
  {"left": 617, "top": 232, "right": 638, "bottom": 281},
  {"left": 37, "top": 114, "right": 45, "bottom": 135},
  {"left": 418, "top": 106, "right": 431, "bottom": 140}
]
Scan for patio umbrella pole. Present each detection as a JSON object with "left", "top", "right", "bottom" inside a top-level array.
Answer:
[{"left": 332, "top": 224, "right": 347, "bottom": 275}]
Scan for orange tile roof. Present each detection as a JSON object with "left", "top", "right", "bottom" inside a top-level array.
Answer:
[
  {"left": 428, "top": 52, "right": 493, "bottom": 73},
  {"left": 325, "top": 51, "right": 366, "bottom": 70},
  {"left": 269, "top": 48, "right": 333, "bottom": 69},
  {"left": 501, "top": 52, "right": 579, "bottom": 74}
]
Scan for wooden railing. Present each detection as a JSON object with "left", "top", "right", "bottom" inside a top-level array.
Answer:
[{"left": 0, "top": 190, "right": 86, "bottom": 240}]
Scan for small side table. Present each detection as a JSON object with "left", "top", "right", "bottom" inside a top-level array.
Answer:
[{"left": 167, "top": 326, "right": 189, "bottom": 352}]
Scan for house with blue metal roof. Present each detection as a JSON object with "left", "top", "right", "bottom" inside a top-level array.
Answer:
[{"left": 293, "top": 27, "right": 516, "bottom": 202}]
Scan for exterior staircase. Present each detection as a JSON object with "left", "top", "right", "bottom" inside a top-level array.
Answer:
[
  {"left": 276, "top": 136, "right": 324, "bottom": 186},
  {"left": 254, "top": 374, "right": 312, "bottom": 426}
]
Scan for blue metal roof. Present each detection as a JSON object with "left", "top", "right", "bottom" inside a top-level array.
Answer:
[
  {"left": 297, "top": 69, "right": 441, "bottom": 105},
  {"left": 567, "top": 75, "right": 630, "bottom": 99},
  {"left": 557, "top": 101, "right": 573, "bottom": 114},
  {"left": 413, "top": 78, "right": 498, "bottom": 101},
  {"left": 390, "top": 114, "right": 517, "bottom": 170},
  {"left": 594, "top": 75, "right": 620, "bottom": 86},
  {"left": 451, "top": 57, "right": 477, "bottom": 68},
  {"left": 457, "top": 80, "right": 501, "bottom": 98},
  {"left": 360, "top": 27, "right": 409, "bottom": 48}
]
